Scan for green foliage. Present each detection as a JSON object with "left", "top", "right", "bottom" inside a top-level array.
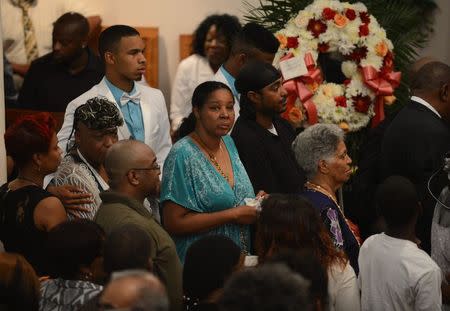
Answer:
[
  {"left": 244, "top": 0, "right": 437, "bottom": 161},
  {"left": 244, "top": 0, "right": 437, "bottom": 112}
]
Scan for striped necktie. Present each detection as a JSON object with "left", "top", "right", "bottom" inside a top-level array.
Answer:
[{"left": 15, "top": 0, "right": 39, "bottom": 62}]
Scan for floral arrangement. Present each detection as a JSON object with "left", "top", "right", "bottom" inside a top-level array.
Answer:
[{"left": 274, "top": 0, "right": 401, "bottom": 131}]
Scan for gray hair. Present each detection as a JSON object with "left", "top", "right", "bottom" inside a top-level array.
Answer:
[{"left": 292, "top": 124, "right": 344, "bottom": 179}]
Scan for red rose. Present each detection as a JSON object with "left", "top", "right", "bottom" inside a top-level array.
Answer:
[
  {"left": 307, "top": 19, "right": 328, "bottom": 38},
  {"left": 353, "top": 95, "right": 372, "bottom": 113},
  {"left": 318, "top": 42, "right": 329, "bottom": 53},
  {"left": 359, "top": 12, "right": 370, "bottom": 24},
  {"left": 348, "top": 46, "right": 368, "bottom": 62},
  {"left": 343, "top": 79, "right": 351, "bottom": 86},
  {"left": 335, "top": 96, "right": 347, "bottom": 108},
  {"left": 359, "top": 23, "right": 369, "bottom": 37},
  {"left": 345, "top": 9, "right": 356, "bottom": 20},
  {"left": 322, "top": 7, "right": 336, "bottom": 20},
  {"left": 286, "top": 36, "right": 299, "bottom": 49},
  {"left": 383, "top": 51, "right": 394, "bottom": 70}
]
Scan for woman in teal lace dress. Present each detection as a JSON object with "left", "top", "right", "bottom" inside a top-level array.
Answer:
[{"left": 161, "top": 81, "right": 260, "bottom": 262}]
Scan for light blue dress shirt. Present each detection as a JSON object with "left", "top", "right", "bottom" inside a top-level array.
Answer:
[
  {"left": 105, "top": 78, "right": 145, "bottom": 142},
  {"left": 219, "top": 66, "right": 239, "bottom": 100}
]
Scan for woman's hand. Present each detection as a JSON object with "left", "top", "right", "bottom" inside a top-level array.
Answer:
[
  {"left": 47, "top": 185, "right": 92, "bottom": 212},
  {"left": 232, "top": 205, "right": 258, "bottom": 225},
  {"left": 256, "top": 190, "right": 268, "bottom": 199}
]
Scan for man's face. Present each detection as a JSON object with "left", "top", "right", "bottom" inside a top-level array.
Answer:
[
  {"left": 52, "top": 23, "right": 86, "bottom": 64},
  {"left": 111, "top": 35, "right": 146, "bottom": 81},
  {"left": 256, "top": 78, "right": 288, "bottom": 115},
  {"left": 75, "top": 123, "right": 118, "bottom": 167},
  {"left": 134, "top": 148, "right": 161, "bottom": 196}
]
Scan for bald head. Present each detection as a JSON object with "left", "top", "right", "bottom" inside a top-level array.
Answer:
[
  {"left": 411, "top": 61, "right": 450, "bottom": 92},
  {"left": 100, "top": 272, "right": 168, "bottom": 310},
  {"left": 105, "top": 140, "right": 157, "bottom": 189}
]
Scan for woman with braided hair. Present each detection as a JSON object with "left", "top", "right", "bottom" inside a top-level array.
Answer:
[{"left": 51, "top": 97, "right": 124, "bottom": 220}]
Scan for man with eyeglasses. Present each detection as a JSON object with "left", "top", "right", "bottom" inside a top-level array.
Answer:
[
  {"left": 51, "top": 97, "right": 123, "bottom": 220},
  {"left": 94, "top": 139, "right": 182, "bottom": 311}
]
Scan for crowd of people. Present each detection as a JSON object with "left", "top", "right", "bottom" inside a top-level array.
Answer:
[{"left": 1, "top": 5, "right": 450, "bottom": 311}]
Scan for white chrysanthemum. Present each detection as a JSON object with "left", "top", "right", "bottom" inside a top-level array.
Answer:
[
  {"left": 361, "top": 54, "right": 383, "bottom": 71},
  {"left": 352, "top": 2, "right": 368, "bottom": 12},
  {"left": 344, "top": 21, "right": 360, "bottom": 42},
  {"left": 285, "top": 22, "right": 300, "bottom": 37},
  {"left": 337, "top": 39, "right": 355, "bottom": 55},
  {"left": 342, "top": 61, "right": 358, "bottom": 78},
  {"left": 328, "top": 0, "right": 345, "bottom": 11},
  {"left": 294, "top": 11, "right": 313, "bottom": 28}
]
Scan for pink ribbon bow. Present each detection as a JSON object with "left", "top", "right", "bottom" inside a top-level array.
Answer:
[{"left": 280, "top": 52, "right": 322, "bottom": 125}]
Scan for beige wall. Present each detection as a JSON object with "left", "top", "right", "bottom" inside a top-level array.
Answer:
[
  {"left": 419, "top": 0, "right": 450, "bottom": 64},
  {"left": 90, "top": 0, "right": 258, "bottom": 106},
  {"left": 91, "top": 0, "right": 448, "bottom": 108}
]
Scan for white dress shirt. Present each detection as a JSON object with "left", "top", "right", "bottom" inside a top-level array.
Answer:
[
  {"left": 411, "top": 95, "right": 441, "bottom": 118},
  {"left": 328, "top": 261, "right": 361, "bottom": 311},
  {"left": 170, "top": 54, "right": 214, "bottom": 131}
]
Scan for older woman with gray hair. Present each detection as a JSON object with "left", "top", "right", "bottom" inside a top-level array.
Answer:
[{"left": 292, "top": 124, "right": 360, "bottom": 274}]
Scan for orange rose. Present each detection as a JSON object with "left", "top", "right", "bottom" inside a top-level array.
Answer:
[
  {"left": 384, "top": 95, "right": 396, "bottom": 105},
  {"left": 338, "top": 122, "right": 350, "bottom": 132},
  {"left": 276, "top": 34, "right": 288, "bottom": 49},
  {"left": 307, "top": 81, "right": 319, "bottom": 93},
  {"left": 334, "top": 14, "right": 348, "bottom": 28},
  {"left": 375, "top": 41, "right": 388, "bottom": 57},
  {"left": 288, "top": 106, "right": 303, "bottom": 123}
]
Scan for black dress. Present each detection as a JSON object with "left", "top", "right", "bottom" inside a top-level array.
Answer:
[{"left": 0, "top": 183, "right": 54, "bottom": 275}]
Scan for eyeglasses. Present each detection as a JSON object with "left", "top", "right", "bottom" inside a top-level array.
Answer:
[{"left": 130, "top": 163, "right": 161, "bottom": 171}]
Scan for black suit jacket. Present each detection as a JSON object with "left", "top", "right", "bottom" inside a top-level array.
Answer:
[
  {"left": 231, "top": 116, "right": 306, "bottom": 194},
  {"left": 380, "top": 99, "right": 450, "bottom": 252}
]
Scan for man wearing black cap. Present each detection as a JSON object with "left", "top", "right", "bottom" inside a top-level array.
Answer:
[{"left": 231, "top": 61, "right": 306, "bottom": 194}]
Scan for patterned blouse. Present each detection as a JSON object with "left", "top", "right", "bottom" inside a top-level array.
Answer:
[
  {"left": 40, "top": 278, "right": 102, "bottom": 311},
  {"left": 160, "top": 135, "right": 255, "bottom": 262},
  {"left": 51, "top": 150, "right": 109, "bottom": 220}
]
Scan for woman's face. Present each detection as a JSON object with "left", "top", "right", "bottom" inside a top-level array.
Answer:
[
  {"left": 325, "top": 140, "right": 352, "bottom": 185},
  {"left": 204, "top": 25, "right": 229, "bottom": 68},
  {"left": 38, "top": 132, "right": 62, "bottom": 174},
  {"left": 195, "top": 88, "right": 235, "bottom": 137}
]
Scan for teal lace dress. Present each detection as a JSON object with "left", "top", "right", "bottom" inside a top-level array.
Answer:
[{"left": 160, "top": 135, "right": 255, "bottom": 262}]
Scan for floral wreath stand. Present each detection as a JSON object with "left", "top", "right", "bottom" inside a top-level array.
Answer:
[{"left": 274, "top": 0, "right": 402, "bottom": 132}]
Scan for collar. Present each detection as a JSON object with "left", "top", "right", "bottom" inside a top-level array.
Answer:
[
  {"left": 100, "top": 190, "right": 153, "bottom": 218},
  {"left": 76, "top": 149, "right": 109, "bottom": 191},
  {"left": 411, "top": 96, "right": 441, "bottom": 118},
  {"left": 219, "top": 65, "right": 239, "bottom": 99},
  {"left": 104, "top": 77, "right": 138, "bottom": 105}
]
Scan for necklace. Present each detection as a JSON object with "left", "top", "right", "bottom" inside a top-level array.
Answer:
[
  {"left": 305, "top": 181, "right": 361, "bottom": 245},
  {"left": 16, "top": 175, "right": 41, "bottom": 187},
  {"left": 193, "top": 133, "right": 230, "bottom": 183},
  {"left": 305, "top": 181, "right": 342, "bottom": 213}
]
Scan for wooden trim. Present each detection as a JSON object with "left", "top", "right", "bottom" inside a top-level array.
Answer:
[
  {"left": 88, "top": 26, "right": 159, "bottom": 88},
  {"left": 179, "top": 34, "right": 193, "bottom": 61},
  {"left": 5, "top": 109, "right": 65, "bottom": 131}
]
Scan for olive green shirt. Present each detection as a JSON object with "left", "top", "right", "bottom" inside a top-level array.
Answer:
[{"left": 95, "top": 191, "right": 182, "bottom": 311}]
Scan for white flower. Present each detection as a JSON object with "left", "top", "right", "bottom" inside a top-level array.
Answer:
[
  {"left": 342, "top": 61, "right": 358, "bottom": 78},
  {"left": 294, "top": 11, "right": 313, "bottom": 28},
  {"left": 352, "top": 2, "right": 368, "bottom": 12},
  {"left": 361, "top": 54, "right": 383, "bottom": 71}
]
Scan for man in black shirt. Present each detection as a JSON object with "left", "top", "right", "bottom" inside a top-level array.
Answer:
[
  {"left": 231, "top": 61, "right": 306, "bottom": 194},
  {"left": 18, "top": 12, "right": 103, "bottom": 112}
]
